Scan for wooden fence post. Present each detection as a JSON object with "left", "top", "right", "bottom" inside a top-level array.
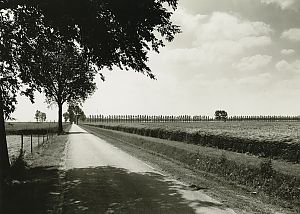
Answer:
[
  {"left": 21, "top": 134, "right": 24, "bottom": 154},
  {"left": 30, "top": 134, "right": 33, "bottom": 153}
]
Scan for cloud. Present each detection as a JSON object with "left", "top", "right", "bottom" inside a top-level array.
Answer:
[
  {"left": 281, "top": 49, "right": 296, "bottom": 55},
  {"left": 195, "top": 12, "right": 272, "bottom": 44},
  {"left": 165, "top": 12, "right": 272, "bottom": 74},
  {"left": 281, "top": 28, "right": 300, "bottom": 41},
  {"left": 233, "top": 55, "right": 272, "bottom": 72},
  {"left": 172, "top": 7, "right": 207, "bottom": 34},
  {"left": 275, "top": 60, "right": 300, "bottom": 74},
  {"left": 260, "top": 0, "right": 295, "bottom": 10}
]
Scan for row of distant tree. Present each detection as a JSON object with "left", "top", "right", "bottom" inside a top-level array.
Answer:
[
  {"left": 34, "top": 110, "right": 47, "bottom": 122},
  {"left": 86, "top": 111, "right": 300, "bottom": 123}
]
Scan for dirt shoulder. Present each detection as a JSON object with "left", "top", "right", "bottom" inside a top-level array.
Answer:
[{"left": 82, "top": 124, "right": 298, "bottom": 214}]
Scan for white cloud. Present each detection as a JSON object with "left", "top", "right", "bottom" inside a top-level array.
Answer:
[
  {"left": 195, "top": 12, "right": 272, "bottom": 43},
  {"left": 281, "top": 28, "right": 300, "bottom": 41},
  {"left": 193, "top": 12, "right": 272, "bottom": 58},
  {"left": 261, "top": 0, "right": 295, "bottom": 10},
  {"left": 233, "top": 55, "right": 272, "bottom": 72},
  {"left": 172, "top": 7, "right": 207, "bottom": 34},
  {"left": 275, "top": 60, "right": 300, "bottom": 74},
  {"left": 166, "top": 12, "right": 272, "bottom": 72},
  {"left": 281, "top": 49, "right": 296, "bottom": 55}
]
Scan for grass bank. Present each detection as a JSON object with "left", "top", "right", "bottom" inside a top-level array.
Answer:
[{"left": 82, "top": 124, "right": 300, "bottom": 212}]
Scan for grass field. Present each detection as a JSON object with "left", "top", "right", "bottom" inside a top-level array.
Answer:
[
  {"left": 5, "top": 122, "right": 67, "bottom": 135},
  {"left": 84, "top": 121, "right": 300, "bottom": 162},
  {"left": 85, "top": 121, "right": 300, "bottom": 143}
]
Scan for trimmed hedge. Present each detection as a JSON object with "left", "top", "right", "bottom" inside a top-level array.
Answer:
[{"left": 85, "top": 124, "right": 300, "bottom": 163}]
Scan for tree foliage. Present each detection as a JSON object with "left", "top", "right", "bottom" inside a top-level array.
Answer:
[
  {"left": 215, "top": 110, "right": 228, "bottom": 121},
  {"left": 67, "top": 104, "right": 86, "bottom": 124},
  {"left": 3, "top": 0, "right": 180, "bottom": 80},
  {"left": 34, "top": 110, "right": 46, "bottom": 122}
]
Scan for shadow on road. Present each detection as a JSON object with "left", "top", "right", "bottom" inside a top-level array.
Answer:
[
  {"left": 64, "top": 132, "right": 89, "bottom": 135},
  {"left": 62, "top": 166, "right": 226, "bottom": 214}
]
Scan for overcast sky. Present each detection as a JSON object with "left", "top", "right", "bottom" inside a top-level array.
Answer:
[{"left": 12, "top": 0, "right": 300, "bottom": 121}]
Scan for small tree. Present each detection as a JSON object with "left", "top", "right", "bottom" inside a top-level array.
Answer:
[
  {"left": 215, "top": 110, "right": 228, "bottom": 121},
  {"left": 67, "top": 104, "right": 86, "bottom": 125},
  {"left": 41, "top": 112, "right": 46, "bottom": 122},
  {"left": 34, "top": 110, "right": 41, "bottom": 122},
  {"left": 63, "top": 112, "right": 69, "bottom": 123}
]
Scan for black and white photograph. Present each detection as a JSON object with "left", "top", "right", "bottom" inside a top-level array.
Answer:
[{"left": 0, "top": 0, "right": 299, "bottom": 213}]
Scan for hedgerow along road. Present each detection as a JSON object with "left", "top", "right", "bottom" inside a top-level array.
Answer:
[{"left": 62, "top": 124, "right": 236, "bottom": 214}]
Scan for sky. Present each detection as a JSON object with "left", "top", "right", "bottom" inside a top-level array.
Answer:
[{"left": 12, "top": 0, "right": 300, "bottom": 121}]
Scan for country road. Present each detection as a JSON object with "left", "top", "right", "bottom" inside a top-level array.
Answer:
[{"left": 62, "top": 124, "right": 236, "bottom": 214}]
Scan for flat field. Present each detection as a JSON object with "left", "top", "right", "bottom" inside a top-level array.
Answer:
[
  {"left": 85, "top": 121, "right": 300, "bottom": 143},
  {"left": 5, "top": 122, "right": 66, "bottom": 135}
]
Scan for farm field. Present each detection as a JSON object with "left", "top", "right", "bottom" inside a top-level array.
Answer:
[
  {"left": 5, "top": 122, "right": 67, "bottom": 135},
  {"left": 84, "top": 121, "right": 300, "bottom": 162},
  {"left": 7, "top": 135, "right": 41, "bottom": 162},
  {"left": 5, "top": 122, "right": 68, "bottom": 162},
  {"left": 85, "top": 121, "right": 300, "bottom": 143}
]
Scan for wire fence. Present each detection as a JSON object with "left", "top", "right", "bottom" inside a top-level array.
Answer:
[
  {"left": 86, "top": 115, "right": 300, "bottom": 123},
  {"left": 7, "top": 132, "right": 55, "bottom": 162}
]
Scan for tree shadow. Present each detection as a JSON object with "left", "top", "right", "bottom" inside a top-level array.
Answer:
[
  {"left": 1, "top": 166, "right": 230, "bottom": 214},
  {"left": 62, "top": 166, "right": 228, "bottom": 214},
  {"left": 1, "top": 166, "right": 62, "bottom": 214},
  {"left": 64, "top": 132, "right": 89, "bottom": 135}
]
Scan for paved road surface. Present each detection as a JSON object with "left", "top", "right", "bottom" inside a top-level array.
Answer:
[{"left": 63, "top": 124, "right": 236, "bottom": 214}]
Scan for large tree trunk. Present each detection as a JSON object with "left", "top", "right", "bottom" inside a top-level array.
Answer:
[
  {"left": 58, "top": 102, "right": 63, "bottom": 133},
  {"left": 0, "top": 88, "right": 10, "bottom": 182}
]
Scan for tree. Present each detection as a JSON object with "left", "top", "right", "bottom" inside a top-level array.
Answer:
[
  {"left": 41, "top": 112, "right": 46, "bottom": 122},
  {"left": 63, "top": 112, "right": 69, "bottom": 123},
  {"left": 67, "top": 104, "right": 86, "bottom": 124},
  {"left": 32, "top": 39, "right": 96, "bottom": 133},
  {"left": 34, "top": 110, "right": 41, "bottom": 122},
  {"left": 1, "top": 0, "right": 179, "bottom": 180},
  {"left": 34, "top": 110, "right": 46, "bottom": 122},
  {"left": 215, "top": 110, "right": 228, "bottom": 121},
  {"left": 0, "top": 7, "right": 42, "bottom": 181}
]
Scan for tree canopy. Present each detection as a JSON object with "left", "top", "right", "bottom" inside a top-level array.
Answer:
[{"left": 2, "top": 0, "right": 180, "bottom": 80}]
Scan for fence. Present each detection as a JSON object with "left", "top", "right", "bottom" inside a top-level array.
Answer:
[
  {"left": 86, "top": 115, "right": 300, "bottom": 123},
  {"left": 7, "top": 132, "right": 55, "bottom": 161}
]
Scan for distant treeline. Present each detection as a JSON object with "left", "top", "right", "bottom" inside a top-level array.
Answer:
[{"left": 87, "top": 115, "right": 300, "bottom": 123}]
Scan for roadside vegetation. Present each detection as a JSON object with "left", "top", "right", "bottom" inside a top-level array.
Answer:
[{"left": 82, "top": 124, "right": 300, "bottom": 212}]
